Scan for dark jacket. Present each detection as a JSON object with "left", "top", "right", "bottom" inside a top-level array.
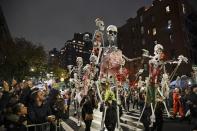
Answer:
[
  {"left": 81, "top": 95, "right": 95, "bottom": 121},
  {"left": 188, "top": 92, "right": 197, "bottom": 117},
  {"left": 4, "top": 114, "right": 27, "bottom": 131},
  {"left": 28, "top": 102, "right": 52, "bottom": 124},
  {"left": 105, "top": 100, "right": 118, "bottom": 130}
]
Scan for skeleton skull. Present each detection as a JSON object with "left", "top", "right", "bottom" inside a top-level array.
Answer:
[
  {"left": 89, "top": 55, "right": 97, "bottom": 65},
  {"left": 76, "top": 57, "right": 83, "bottom": 67},
  {"left": 106, "top": 25, "right": 118, "bottom": 44},
  {"left": 95, "top": 18, "right": 105, "bottom": 31},
  {"left": 83, "top": 33, "right": 91, "bottom": 42},
  {"left": 154, "top": 44, "right": 163, "bottom": 55}
]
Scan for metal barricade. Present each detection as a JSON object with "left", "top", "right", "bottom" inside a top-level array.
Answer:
[
  {"left": 26, "top": 122, "right": 50, "bottom": 131},
  {"left": 25, "top": 119, "right": 64, "bottom": 131}
]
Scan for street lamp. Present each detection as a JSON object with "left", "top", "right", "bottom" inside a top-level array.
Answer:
[
  {"left": 30, "top": 68, "right": 35, "bottom": 72},
  {"left": 60, "top": 77, "right": 64, "bottom": 82}
]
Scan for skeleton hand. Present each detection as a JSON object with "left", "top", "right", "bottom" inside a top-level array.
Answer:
[{"left": 178, "top": 55, "right": 188, "bottom": 64}]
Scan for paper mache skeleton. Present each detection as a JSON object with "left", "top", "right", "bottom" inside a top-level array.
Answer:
[{"left": 138, "top": 43, "right": 188, "bottom": 127}]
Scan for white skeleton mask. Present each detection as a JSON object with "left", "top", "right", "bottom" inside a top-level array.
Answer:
[
  {"left": 95, "top": 18, "right": 105, "bottom": 31},
  {"left": 107, "top": 25, "right": 118, "bottom": 44},
  {"left": 76, "top": 57, "right": 83, "bottom": 67}
]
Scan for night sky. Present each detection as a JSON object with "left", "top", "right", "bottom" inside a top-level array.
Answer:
[{"left": 0, "top": 0, "right": 152, "bottom": 51}]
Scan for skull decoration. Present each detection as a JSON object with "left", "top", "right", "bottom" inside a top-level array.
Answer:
[
  {"left": 154, "top": 44, "right": 163, "bottom": 55},
  {"left": 89, "top": 55, "right": 97, "bottom": 65},
  {"left": 106, "top": 25, "right": 118, "bottom": 44},
  {"left": 95, "top": 18, "right": 105, "bottom": 31},
  {"left": 76, "top": 57, "right": 83, "bottom": 67},
  {"left": 83, "top": 33, "right": 91, "bottom": 42}
]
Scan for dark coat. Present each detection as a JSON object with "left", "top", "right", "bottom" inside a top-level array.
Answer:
[
  {"left": 104, "top": 100, "right": 118, "bottom": 130},
  {"left": 28, "top": 102, "right": 52, "bottom": 124},
  {"left": 81, "top": 95, "right": 95, "bottom": 121}
]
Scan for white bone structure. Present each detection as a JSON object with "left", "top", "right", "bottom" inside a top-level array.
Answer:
[{"left": 137, "top": 43, "right": 188, "bottom": 127}]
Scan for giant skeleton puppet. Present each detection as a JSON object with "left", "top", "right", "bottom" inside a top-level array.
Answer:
[
  {"left": 137, "top": 44, "right": 188, "bottom": 127},
  {"left": 96, "top": 24, "right": 140, "bottom": 131},
  {"left": 82, "top": 55, "right": 99, "bottom": 95},
  {"left": 92, "top": 18, "right": 105, "bottom": 64}
]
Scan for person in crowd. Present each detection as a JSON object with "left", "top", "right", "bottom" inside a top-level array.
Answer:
[
  {"left": 183, "top": 88, "right": 192, "bottom": 121},
  {"left": 152, "top": 97, "right": 164, "bottom": 131},
  {"left": 63, "top": 89, "right": 71, "bottom": 119},
  {"left": 74, "top": 87, "right": 84, "bottom": 126},
  {"left": 20, "top": 80, "right": 34, "bottom": 106},
  {"left": 81, "top": 89, "right": 97, "bottom": 131},
  {"left": 187, "top": 86, "right": 197, "bottom": 131},
  {"left": 0, "top": 81, "right": 11, "bottom": 128},
  {"left": 126, "top": 91, "right": 131, "bottom": 112},
  {"left": 173, "top": 88, "right": 184, "bottom": 119},
  {"left": 104, "top": 90, "right": 118, "bottom": 131},
  {"left": 139, "top": 89, "right": 146, "bottom": 111},
  {"left": 28, "top": 90, "right": 55, "bottom": 124},
  {"left": 4, "top": 103, "right": 28, "bottom": 131},
  {"left": 140, "top": 104, "right": 152, "bottom": 131},
  {"left": 133, "top": 90, "right": 139, "bottom": 109}
]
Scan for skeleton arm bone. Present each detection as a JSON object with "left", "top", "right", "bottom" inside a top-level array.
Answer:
[{"left": 122, "top": 55, "right": 141, "bottom": 62}]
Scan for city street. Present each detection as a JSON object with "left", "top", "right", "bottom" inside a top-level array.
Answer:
[
  {"left": 60, "top": 104, "right": 195, "bottom": 131},
  {"left": 1, "top": 0, "right": 197, "bottom": 131}
]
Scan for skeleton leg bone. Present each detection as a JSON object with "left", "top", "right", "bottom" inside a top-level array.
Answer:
[
  {"left": 149, "top": 103, "right": 155, "bottom": 127},
  {"left": 157, "top": 88, "right": 171, "bottom": 117},
  {"left": 137, "top": 102, "right": 146, "bottom": 126},
  {"left": 100, "top": 106, "right": 107, "bottom": 131}
]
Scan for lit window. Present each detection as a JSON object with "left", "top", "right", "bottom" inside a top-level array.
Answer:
[
  {"left": 166, "top": 5, "right": 170, "bottom": 12},
  {"left": 168, "top": 20, "right": 172, "bottom": 29},
  {"left": 182, "top": 4, "right": 186, "bottom": 14},
  {"left": 153, "top": 28, "right": 157, "bottom": 35},
  {"left": 141, "top": 26, "right": 144, "bottom": 34},
  {"left": 147, "top": 29, "right": 150, "bottom": 34}
]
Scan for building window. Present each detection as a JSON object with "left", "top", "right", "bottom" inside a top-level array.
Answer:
[
  {"left": 166, "top": 5, "right": 170, "bottom": 12},
  {"left": 153, "top": 28, "right": 157, "bottom": 35},
  {"left": 182, "top": 4, "right": 186, "bottom": 14},
  {"left": 167, "top": 20, "right": 172, "bottom": 29},
  {"left": 140, "top": 15, "right": 143, "bottom": 23},
  {"left": 141, "top": 26, "right": 144, "bottom": 34}
]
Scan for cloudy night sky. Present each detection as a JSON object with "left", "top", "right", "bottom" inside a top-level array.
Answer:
[{"left": 0, "top": 0, "right": 153, "bottom": 51}]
